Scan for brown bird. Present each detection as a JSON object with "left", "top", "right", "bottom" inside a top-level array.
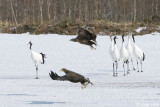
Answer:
[
  {"left": 70, "top": 26, "right": 97, "bottom": 49},
  {"left": 77, "top": 26, "right": 97, "bottom": 43},
  {"left": 49, "top": 68, "right": 93, "bottom": 89}
]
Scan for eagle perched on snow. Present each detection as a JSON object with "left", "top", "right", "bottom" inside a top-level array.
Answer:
[
  {"left": 70, "top": 26, "right": 97, "bottom": 49},
  {"left": 49, "top": 68, "right": 93, "bottom": 89}
]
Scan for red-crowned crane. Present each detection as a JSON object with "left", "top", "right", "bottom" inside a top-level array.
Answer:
[
  {"left": 110, "top": 36, "right": 120, "bottom": 76},
  {"left": 126, "top": 32, "right": 135, "bottom": 71},
  {"left": 28, "top": 41, "right": 46, "bottom": 79},
  {"left": 132, "top": 35, "right": 145, "bottom": 72},
  {"left": 120, "top": 35, "right": 129, "bottom": 76}
]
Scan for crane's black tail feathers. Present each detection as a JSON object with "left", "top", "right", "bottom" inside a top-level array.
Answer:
[
  {"left": 143, "top": 53, "right": 145, "bottom": 61},
  {"left": 49, "top": 71, "right": 60, "bottom": 80},
  {"left": 40, "top": 52, "right": 46, "bottom": 64}
]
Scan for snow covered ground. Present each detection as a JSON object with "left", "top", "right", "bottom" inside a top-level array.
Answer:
[
  {"left": 0, "top": 32, "right": 160, "bottom": 107},
  {"left": 135, "top": 27, "right": 147, "bottom": 33}
]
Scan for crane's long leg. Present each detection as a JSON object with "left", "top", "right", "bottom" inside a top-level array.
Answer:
[
  {"left": 113, "top": 63, "right": 115, "bottom": 76},
  {"left": 123, "top": 62, "right": 126, "bottom": 76},
  {"left": 136, "top": 60, "right": 139, "bottom": 72},
  {"left": 35, "top": 65, "right": 39, "bottom": 79},
  {"left": 131, "top": 58, "right": 135, "bottom": 70},
  {"left": 116, "top": 61, "right": 118, "bottom": 76},
  {"left": 128, "top": 60, "right": 130, "bottom": 71},
  {"left": 127, "top": 60, "right": 130, "bottom": 74},
  {"left": 140, "top": 61, "right": 143, "bottom": 72}
]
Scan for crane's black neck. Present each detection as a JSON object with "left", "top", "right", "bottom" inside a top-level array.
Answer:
[
  {"left": 29, "top": 42, "right": 32, "bottom": 50},
  {"left": 132, "top": 35, "right": 135, "bottom": 43},
  {"left": 113, "top": 36, "right": 116, "bottom": 44},
  {"left": 122, "top": 35, "right": 124, "bottom": 43}
]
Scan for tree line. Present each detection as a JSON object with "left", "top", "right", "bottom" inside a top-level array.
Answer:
[{"left": 0, "top": 0, "right": 160, "bottom": 25}]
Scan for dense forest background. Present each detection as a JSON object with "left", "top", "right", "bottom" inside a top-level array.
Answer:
[{"left": 0, "top": 0, "right": 160, "bottom": 35}]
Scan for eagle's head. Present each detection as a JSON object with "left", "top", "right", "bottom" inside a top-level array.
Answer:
[
  {"left": 85, "top": 78, "right": 93, "bottom": 85},
  {"left": 82, "top": 78, "right": 94, "bottom": 89}
]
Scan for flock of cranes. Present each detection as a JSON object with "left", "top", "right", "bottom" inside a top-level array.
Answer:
[
  {"left": 27, "top": 27, "right": 145, "bottom": 88},
  {"left": 110, "top": 33, "right": 145, "bottom": 77}
]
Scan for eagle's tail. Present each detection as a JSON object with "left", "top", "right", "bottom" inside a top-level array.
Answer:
[
  {"left": 49, "top": 71, "right": 67, "bottom": 81},
  {"left": 49, "top": 71, "right": 60, "bottom": 80}
]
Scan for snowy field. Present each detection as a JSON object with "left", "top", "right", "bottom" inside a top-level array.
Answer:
[{"left": 0, "top": 32, "right": 160, "bottom": 107}]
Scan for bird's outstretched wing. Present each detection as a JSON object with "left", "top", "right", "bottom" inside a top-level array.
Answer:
[
  {"left": 62, "top": 69, "right": 75, "bottom": 75},
  {"left": 77, "top": 27, "right": 96, "bottom": 42},
  {"left": 62, "top": 69, "right": 84, "bottom": 77},
  {"left": 49, "top": 71, "right": 68, "bottom": 81}
]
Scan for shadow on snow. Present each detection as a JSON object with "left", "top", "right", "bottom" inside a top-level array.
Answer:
[{"left": 27, "top": 101, "right": 66, "bottom": 105}]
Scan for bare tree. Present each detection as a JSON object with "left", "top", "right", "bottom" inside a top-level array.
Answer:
[
  {"left": 10, "top": 0, "right": 18, "bottom": 26},
  {"left": 133, "top": 0, "right": 137, "bottom": 23},
  {"left": 0, "top": 0, "right": 160, "bottom": 24}
]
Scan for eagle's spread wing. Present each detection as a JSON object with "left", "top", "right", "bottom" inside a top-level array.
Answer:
[
  {"left": 62, "top": 69, "right": 85, "bottom": 77},
  {"left": 49, "top": 71, "right": 69, "bottom": 81},
  {"left": 49, "top": 71, "right": 85, "bottom": 83},
  {"left": 62, "top": 69, "right": 74, "bottom": 75},
  {"left": 77, "top": 29, "right": 92, "bottom": 40}
]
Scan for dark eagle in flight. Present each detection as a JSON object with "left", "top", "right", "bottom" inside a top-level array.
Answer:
[
  {"left": 49, "top": 68, "right": 93, "bottom": 89},
  {"left": 70, "top": 26, "right": 97, "bottom": 50}
]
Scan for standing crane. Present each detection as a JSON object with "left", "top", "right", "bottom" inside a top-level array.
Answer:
[
  {"left": 126, "top": 32, "right": 135, "bottom": 71},
  {"left": 132, "top": 35, "right": 145, "bottom": 72},
  {"left": 110, "top": 36, "right": 120, "bottom": 76},
  {"left": 28, "top": 41, "right": 46, "bottom": 79},
  {"left": 120, "top": 35, "right": 129, "bottom": 76}
]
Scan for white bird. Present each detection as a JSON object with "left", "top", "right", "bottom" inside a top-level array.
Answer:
[
  {"left": 110, "top": 36, "right": 120, "bottom": 76},
  {"left": 132, "top": 35, "right": 145, "bottom": 72},
  {"left": 126, "top": 32, "right": 135, "bottom": 71},
  {"left": 28, "top": 41, "right": 46, "bottom": 79},
  {"left": 109, "top": 35, "right": 114, "bottom": 56},
  {"left": 120, "top": 35, "right": 129, "bottom": 76}
]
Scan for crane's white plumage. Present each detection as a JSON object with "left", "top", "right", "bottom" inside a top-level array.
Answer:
[
  {"left": 109, "top": 36, "right": 114, "bottom": 56},
  {"left": 31, "top": 50, "right": 43, "bottom": 64},
  {"left": 28, "top": 41, "right": 46, "bottom": 79},
  {"left": 132, "top": 35, "right": 145, "bottom": 72},
  {"left": 126, "top": 36, "right": 132, "bottom": 58},
  {"left": 126, "top": 32, "right": 135, "bottom": 71},
  {"left": 133, "top": 44, "right": 144, "bottom": 60},
  {"left": 120, "top": 35, "right": 129, "bottom": 76},
  {"left": 111, "top": 40, "right": 120, "bottom": 62},
  {"left": 110, "top": 36, "right": 120, "bottom": 76}
]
